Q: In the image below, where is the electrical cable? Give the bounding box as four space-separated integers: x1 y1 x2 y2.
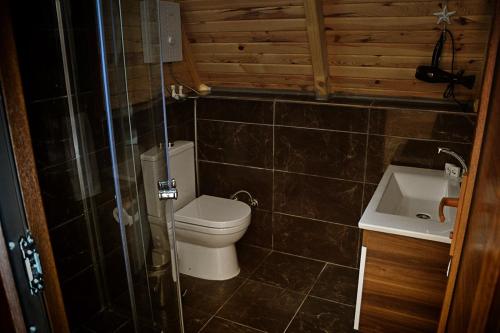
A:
439 28 467 111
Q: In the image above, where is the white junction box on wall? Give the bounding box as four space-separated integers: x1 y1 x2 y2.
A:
160 1 183 62
140 1 183 63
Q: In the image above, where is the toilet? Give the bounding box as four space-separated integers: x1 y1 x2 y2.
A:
140 141 251 280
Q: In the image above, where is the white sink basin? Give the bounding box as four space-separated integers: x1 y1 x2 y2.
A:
359 165 460 243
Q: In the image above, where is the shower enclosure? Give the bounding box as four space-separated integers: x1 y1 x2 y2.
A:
36 0 184 331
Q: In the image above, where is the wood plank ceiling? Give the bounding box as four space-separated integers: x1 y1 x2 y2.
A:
179 0 494 101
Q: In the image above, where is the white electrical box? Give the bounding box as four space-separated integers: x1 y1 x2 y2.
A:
140 1 183 63
160 1 183 62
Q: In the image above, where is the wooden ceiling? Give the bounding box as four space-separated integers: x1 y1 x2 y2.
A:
176 0 494 101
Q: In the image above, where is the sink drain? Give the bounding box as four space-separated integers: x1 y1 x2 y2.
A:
416 213 431 220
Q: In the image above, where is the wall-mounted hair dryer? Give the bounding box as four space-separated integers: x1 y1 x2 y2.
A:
415 66 475 89
415 29 475 92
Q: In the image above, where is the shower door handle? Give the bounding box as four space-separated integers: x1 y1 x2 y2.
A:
158 179 178 200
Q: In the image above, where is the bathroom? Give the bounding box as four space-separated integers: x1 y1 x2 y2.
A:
0 0 499 333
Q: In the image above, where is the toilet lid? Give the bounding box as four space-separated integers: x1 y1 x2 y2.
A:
174 195 251 229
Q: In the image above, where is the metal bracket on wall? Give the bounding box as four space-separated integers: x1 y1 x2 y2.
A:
19 231 44 295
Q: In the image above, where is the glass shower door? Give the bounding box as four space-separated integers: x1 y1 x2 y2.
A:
95 0 183 331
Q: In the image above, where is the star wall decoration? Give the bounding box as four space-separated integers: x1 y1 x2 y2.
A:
433 5 456 25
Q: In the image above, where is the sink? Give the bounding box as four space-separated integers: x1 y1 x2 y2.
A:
359 165 460 243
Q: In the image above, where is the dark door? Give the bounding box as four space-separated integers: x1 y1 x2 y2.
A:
0 87 51 332
446 54 500 332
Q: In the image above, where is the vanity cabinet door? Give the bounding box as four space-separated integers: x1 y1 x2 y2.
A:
358 231 450 333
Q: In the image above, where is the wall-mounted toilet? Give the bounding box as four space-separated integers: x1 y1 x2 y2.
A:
140 141 251 280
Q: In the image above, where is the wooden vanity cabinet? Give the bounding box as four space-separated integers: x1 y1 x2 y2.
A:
358 231 450 333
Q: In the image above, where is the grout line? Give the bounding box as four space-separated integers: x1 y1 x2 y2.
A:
198 159 272 172
113 319 132 333
358 103 372 267
282 293 308 333
197 251 273 333
197 117 273 127
307 294 356 308
212 317 267 333
368 133 473 145
199 159 365 185
275 123 368 135
273 211 360 230
284 263 355 333
270 249 359 271
281 264 327 333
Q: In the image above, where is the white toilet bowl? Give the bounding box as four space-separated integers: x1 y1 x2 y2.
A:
140 141 252 281
174 195 251 280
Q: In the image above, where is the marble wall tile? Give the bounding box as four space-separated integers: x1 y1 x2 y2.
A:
286 296 354 333
50 216 92 282
62 268 102 329
28 98 75 168
103 249 128 301
15 29 66 102
362 184 378 212
370 108 476 143
366 135 472 183
240 209 273 248
197 98 273 124
39 160 85 229
275 102 369 132
273 213 359 266
198 162 273 211
310 264 359 306
275 126 366 181
274 171 362 226
96 200 123 255
198 120 273 168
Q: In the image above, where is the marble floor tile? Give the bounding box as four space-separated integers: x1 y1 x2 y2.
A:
217 280 304 333
286 296 355 333
310 264 359 306
200 317 264 333
237 243 271 278
250 252 324 294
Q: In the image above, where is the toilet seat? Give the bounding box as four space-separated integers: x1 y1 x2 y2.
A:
174 195 251 231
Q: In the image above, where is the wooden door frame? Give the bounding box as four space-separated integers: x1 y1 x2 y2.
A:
437 2 500 331
0 1 70 332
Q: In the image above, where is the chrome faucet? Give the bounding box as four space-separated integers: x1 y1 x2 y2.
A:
437 147 468 176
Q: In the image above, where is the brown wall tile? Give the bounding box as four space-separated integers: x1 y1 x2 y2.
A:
275 102 368 132
273 213 359 266
370 108 476 143
197 120 273 168
366 135 472 183
240 209 273 248
198 161 273 211
197 98 273 124
274 171 362 226
50 216 92 282
275 127 366 181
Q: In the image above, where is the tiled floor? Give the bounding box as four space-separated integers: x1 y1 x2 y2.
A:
182 244 358 333
77 244 358 333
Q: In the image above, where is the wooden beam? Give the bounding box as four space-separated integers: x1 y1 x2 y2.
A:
304 0 329 99
182 26 210 93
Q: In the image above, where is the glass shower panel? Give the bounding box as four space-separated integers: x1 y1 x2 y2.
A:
95 0 183 331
